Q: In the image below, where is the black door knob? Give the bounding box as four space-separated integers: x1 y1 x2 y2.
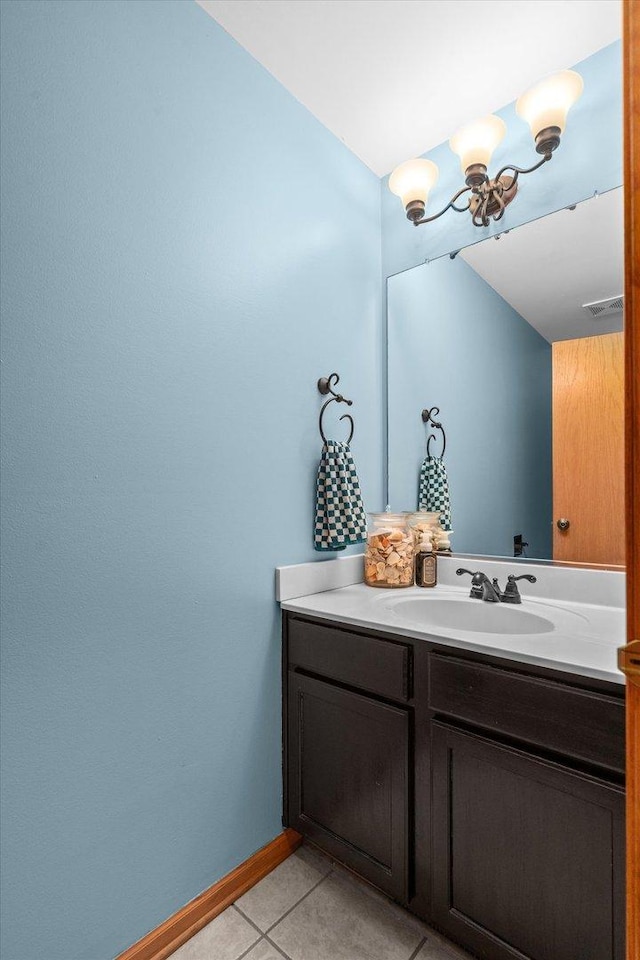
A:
557 518 571 531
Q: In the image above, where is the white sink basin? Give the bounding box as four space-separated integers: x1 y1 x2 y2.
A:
384 595 556 635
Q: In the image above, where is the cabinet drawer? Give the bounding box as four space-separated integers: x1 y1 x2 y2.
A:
287 617 412 702
429 653 624 773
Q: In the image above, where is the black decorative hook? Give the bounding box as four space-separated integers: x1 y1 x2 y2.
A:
318 373 354 445
422 406 446 458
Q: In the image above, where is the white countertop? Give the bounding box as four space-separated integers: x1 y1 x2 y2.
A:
281 582 626 686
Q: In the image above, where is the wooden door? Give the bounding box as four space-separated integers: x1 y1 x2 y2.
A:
552 332 625 564
622 4 640 958
287 672 410 901
431 721 625 960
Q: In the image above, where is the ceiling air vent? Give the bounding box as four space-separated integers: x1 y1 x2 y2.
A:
583 295 624 319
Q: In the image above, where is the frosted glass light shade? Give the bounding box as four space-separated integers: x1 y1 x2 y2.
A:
449 115 506 174
516 70 583 138
389 158 439 209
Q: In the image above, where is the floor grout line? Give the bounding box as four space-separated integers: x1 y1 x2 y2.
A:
232 933 293 960
226 857 468 960
264 872 329 934
232 898 306 960
263 931 296 960
234 933 265 960
407 936 427 960
231 868 330 937
233 903 264 936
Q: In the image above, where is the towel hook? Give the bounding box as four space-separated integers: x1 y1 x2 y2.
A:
318 373 354 445
422 406 446 458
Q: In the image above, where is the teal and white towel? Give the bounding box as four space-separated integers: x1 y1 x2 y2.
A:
314 440 367 551
418 456 452 530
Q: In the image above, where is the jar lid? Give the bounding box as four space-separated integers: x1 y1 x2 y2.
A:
368 512 407 524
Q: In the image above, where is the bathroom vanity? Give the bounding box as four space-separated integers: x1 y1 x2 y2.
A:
281 570 626 960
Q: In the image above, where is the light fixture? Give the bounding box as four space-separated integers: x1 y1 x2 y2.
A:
388 159 439 223
389 69 583 229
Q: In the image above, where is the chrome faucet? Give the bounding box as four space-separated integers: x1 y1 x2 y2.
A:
456 569 501 602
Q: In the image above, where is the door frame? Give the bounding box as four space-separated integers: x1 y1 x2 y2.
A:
623 3 639 957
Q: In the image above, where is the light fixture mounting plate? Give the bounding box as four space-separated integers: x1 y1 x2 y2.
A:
469 175 517 225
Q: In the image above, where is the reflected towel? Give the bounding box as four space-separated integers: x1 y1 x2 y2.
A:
314 440 367 551
418 456 452 530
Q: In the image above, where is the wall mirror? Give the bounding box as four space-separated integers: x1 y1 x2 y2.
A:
386 185 624 566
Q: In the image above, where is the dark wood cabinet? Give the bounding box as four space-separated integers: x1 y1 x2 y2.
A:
286 672 410 900
428 651 625 774
431 721 625 960
283 612 625 960
287 617 413 702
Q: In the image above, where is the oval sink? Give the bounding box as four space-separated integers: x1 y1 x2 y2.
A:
385 596 555 635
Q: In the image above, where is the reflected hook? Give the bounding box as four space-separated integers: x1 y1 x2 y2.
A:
422 406 446 458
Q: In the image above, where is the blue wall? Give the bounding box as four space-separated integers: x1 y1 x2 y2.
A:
0 3 382 959
388 257 552 559
0 5 624 959
381 41 623 279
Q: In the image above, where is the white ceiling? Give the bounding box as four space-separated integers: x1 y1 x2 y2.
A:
196 0 621 176
459 187 624 343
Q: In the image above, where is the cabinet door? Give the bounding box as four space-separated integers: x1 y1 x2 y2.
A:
431 721 625 960
287 672 410 901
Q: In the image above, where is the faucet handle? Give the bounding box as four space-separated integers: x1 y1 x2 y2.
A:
456 568 484 599
502 573 537 603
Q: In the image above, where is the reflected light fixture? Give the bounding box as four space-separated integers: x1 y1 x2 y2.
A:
389 70 583 228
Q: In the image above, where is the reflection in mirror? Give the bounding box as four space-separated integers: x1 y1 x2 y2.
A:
387 186 624 566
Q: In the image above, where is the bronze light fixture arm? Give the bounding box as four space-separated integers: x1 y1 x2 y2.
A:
474 152 553 227
413 151 554 229
494 151 552 187
412 185 473 226
481 188 505 227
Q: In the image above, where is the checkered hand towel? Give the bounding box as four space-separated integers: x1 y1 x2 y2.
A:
418 456 452 530
314 440 367 551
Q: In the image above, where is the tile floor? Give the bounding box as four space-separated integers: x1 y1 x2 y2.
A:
169 844 474 960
